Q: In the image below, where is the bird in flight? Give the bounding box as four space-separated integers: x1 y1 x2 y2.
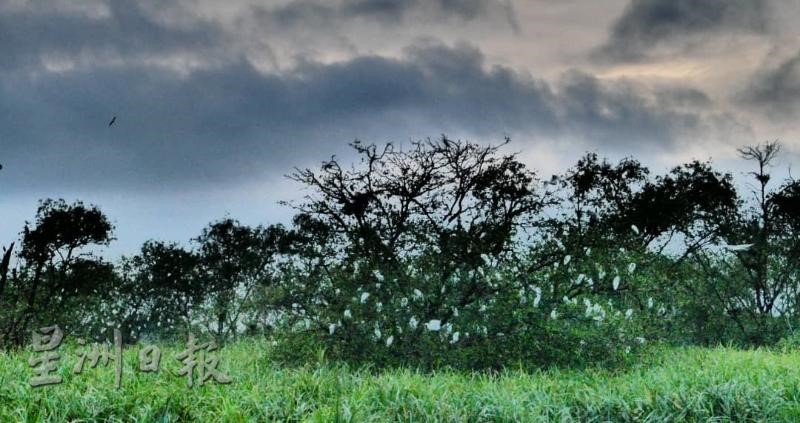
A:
108 115 117 127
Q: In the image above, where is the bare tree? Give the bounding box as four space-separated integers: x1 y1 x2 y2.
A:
286 137 549 268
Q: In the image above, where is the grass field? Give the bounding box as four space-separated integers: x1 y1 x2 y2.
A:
2 340 800 422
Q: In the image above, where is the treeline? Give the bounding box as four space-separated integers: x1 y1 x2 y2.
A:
1 138 799 369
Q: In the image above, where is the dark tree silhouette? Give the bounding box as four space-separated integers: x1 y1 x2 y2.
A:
195 218 286 342
281 137 552 349
1 199 113 347
111 241 203 341
0 165 10 303
286 137 548 269
0 243 13 303
536 153 738 305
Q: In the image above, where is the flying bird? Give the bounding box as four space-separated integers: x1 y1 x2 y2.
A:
108 115 117 127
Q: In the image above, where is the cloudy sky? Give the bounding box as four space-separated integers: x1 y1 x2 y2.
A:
1 0 799 256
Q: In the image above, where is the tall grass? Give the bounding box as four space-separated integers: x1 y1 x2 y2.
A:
2 340 800 421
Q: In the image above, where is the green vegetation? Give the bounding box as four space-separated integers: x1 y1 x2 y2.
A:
3 342 800 422
3 138 800 420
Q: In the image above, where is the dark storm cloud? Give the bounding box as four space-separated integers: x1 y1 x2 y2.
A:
257 0 518 30
343 0 489 20
595 0 770 61
738 50 800 120
0 1 229 73
0 42 550 191
0 38 739 195
554 70 725 147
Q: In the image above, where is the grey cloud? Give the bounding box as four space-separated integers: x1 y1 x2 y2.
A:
0 0 521 77
343 0 489 20
0 0 229 73
256 0 517 29
595 0 770 62
738 50 800 120
0 40 742 196
554 70 742 148
0 42 550 192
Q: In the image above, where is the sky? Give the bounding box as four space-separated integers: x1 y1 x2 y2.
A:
1 0 799 257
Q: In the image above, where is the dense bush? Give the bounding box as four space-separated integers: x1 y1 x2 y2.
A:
269 248 655 370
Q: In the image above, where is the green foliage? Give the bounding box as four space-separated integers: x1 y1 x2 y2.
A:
775 330 800 352
269 247 652 371
194 218 286 342
2 342 800 421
